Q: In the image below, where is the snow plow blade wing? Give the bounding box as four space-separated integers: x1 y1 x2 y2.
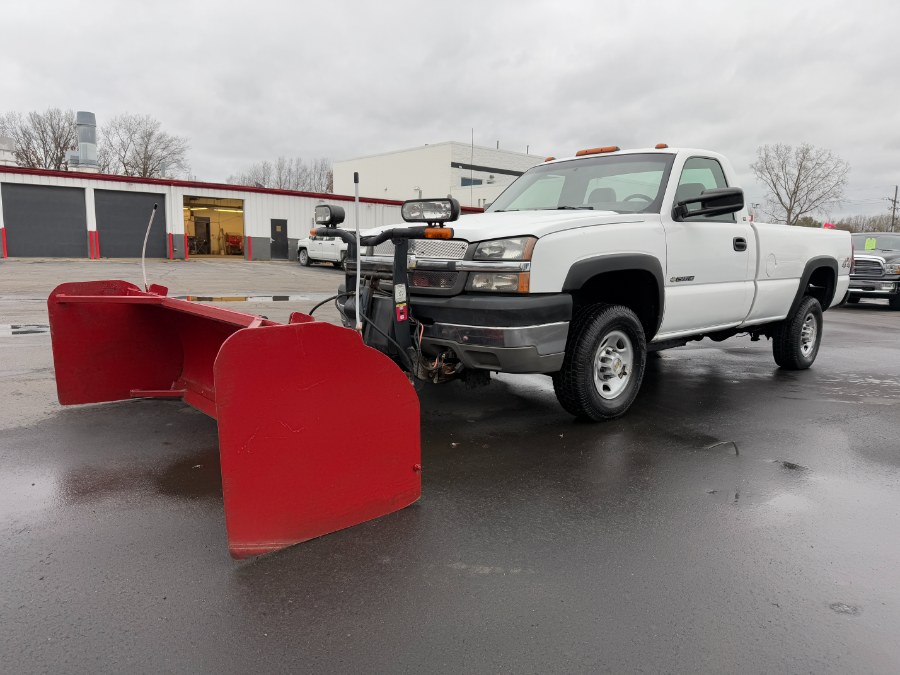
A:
48 280 421 559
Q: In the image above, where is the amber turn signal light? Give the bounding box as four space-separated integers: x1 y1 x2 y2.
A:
424 228 454 239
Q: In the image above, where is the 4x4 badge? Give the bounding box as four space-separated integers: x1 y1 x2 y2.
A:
670 275 695 283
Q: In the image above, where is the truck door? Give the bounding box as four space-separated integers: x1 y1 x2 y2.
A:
657 156 754 336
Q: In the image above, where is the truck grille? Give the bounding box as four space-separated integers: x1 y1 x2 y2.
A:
410 270 459 289
853 259 884 276
371 239 468 259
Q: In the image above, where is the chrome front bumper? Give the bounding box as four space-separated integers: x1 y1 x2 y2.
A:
422 321 568 373
849 279 898 296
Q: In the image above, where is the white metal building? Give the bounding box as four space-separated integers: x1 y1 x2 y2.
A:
333 142 544 208
0 166 432 261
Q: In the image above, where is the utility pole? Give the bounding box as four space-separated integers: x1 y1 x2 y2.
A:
891 185 898 232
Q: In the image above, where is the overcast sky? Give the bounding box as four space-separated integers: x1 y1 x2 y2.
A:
3 0 898 217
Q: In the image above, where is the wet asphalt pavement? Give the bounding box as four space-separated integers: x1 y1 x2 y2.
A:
1 260 899 673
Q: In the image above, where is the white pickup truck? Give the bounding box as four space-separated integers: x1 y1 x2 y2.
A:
339 146 852 421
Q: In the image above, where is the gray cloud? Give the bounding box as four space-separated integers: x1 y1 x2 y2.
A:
2 0 898 217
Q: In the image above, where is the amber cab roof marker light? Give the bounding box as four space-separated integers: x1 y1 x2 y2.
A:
575 145 620 157
544 156 556 162
655 143 669 149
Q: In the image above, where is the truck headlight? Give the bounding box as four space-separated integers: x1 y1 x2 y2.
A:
473 236 537 260
885 262 900 275
466 272 530 293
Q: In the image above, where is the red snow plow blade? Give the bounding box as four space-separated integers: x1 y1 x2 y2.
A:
48 280 420 559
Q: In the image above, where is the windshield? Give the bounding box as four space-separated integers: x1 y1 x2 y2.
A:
487 153 676 214
852 233 900 252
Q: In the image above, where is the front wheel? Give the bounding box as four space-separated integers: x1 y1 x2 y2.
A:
846 295 860 304
553 304 647 421
889 294 900 311
298 248 310 266
772 295 823 370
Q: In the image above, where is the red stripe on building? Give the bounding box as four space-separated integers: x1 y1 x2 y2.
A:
247 236 253 261
167 233 174 260
183 234 189 261
1 228 7 258
0 165 484 213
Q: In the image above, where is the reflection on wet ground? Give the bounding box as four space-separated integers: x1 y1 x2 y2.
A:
1 307 899 672
62 447 222 504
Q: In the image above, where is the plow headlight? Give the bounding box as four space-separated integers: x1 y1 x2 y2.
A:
315 204 346 226
473 236 537 261
401 197 460 224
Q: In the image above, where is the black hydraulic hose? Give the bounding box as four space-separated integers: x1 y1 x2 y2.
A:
307 292 351 316
357 307 415 373
308 291 415 373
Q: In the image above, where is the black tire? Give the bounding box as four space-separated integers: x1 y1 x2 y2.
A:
298 248 310 266
890 294 900 311
846 295 860 304
552 303 647 421
334 255 346 271
772 296 823 370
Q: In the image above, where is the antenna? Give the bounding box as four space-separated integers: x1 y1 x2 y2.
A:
140 203 159 291
353 172 362 332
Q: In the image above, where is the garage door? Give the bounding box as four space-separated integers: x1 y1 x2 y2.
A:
95 190 167 258
1 184 88 257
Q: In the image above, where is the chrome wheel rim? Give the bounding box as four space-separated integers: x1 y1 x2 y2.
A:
299 250 308 264
800 312 818 357
593 330 634 400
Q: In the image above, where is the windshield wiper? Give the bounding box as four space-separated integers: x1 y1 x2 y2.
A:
532 206 594 211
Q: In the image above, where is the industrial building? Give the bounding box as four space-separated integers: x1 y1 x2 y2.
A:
0 166 416 261
1 112 491 259
333 142 544 208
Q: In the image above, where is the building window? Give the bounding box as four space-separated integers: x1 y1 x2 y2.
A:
461 177 483 187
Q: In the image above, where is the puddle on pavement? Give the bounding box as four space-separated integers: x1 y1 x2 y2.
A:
829 602 861 616
775 460 808 471
0 324 50 336
62 447 222 504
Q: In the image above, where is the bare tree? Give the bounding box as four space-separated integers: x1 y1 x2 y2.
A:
228 156 332 192
99 113 190 178
0 108 76 169
834 213 895 233
751 143 850 225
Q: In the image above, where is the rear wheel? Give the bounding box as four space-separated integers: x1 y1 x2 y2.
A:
553 304 647 421
334 254 346 271
772 295 823 370
298 248 310 266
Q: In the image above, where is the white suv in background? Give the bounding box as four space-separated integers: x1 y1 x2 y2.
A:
297 231 349 269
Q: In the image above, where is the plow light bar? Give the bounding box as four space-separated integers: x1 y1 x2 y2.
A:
315 204 346 226
401 197 460 225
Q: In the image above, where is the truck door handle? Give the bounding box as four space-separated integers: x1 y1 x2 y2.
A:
733 237 747 252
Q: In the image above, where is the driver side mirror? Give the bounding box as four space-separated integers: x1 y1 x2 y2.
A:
673 187 744 221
